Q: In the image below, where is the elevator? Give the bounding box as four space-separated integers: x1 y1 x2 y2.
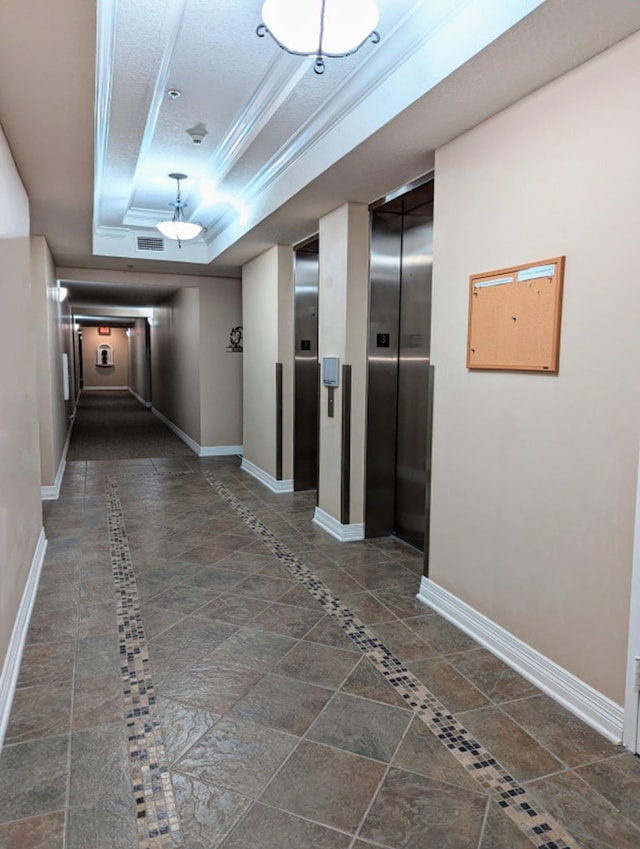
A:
365 178 434 553
293 237 319 492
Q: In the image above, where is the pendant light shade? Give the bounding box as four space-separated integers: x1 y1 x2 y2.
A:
156 173 203 246
258 0 380 74
156 219 203 241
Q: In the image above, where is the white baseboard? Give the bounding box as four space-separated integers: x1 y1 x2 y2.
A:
0 528 47 750
41 457 65 501
200 445 243 457
241 458 293 493
313 507 365 542
41 400 77 500
128 386 152 408
152 407 241 458
152 407 199 454
83 385 129 390
417 577 624 743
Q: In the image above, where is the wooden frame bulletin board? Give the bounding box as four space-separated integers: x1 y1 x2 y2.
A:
466 256 565 372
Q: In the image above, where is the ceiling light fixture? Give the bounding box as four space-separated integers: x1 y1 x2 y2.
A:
155 173 204 247
257 0 380 75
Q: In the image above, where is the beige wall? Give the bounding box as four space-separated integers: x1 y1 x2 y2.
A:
0 124 42 687
31 236 75 487
199 280 243 447
242 245 294 479
150 280 243 450
151 288 201 443
318 203 369 523
82 325 129 388
72 319 81 398
128 318 150 404
429 32 640 704
58 298 75 423
0 242 42 676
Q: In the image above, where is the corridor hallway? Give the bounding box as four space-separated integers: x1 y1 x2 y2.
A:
1 402 640 848
66 391 192 461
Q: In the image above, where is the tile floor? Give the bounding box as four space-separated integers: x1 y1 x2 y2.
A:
1 456 640 849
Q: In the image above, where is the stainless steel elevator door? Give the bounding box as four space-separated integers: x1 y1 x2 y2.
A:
365 180 433 552
395 204 433 549
294 242 319 492
365 211 402 534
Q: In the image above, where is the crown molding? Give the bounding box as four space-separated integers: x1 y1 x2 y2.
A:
205 0 545 262
93 0 118 229
95 0 546 265
123 0 189 215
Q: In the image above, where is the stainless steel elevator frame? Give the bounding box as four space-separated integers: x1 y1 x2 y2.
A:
293 238 320 492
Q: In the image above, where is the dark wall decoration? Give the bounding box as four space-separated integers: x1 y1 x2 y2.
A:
227 326 243 352
96 342 114 366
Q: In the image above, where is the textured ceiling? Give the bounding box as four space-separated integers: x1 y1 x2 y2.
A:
0 0 639 312
93 0 447 267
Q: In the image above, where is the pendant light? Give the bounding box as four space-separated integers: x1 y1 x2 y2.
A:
257 0 380 75
156 173 203 247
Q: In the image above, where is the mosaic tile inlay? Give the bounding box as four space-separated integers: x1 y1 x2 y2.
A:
106 477 182 849
205 474 581 849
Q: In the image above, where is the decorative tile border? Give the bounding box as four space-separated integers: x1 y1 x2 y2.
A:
205 474 580 849
106 477 182 849
93 467 195 479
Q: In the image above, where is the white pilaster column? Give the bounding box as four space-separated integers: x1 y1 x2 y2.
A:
316 202 369 539
242 244 294 491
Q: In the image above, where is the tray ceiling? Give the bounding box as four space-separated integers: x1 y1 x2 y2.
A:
1 0 640 291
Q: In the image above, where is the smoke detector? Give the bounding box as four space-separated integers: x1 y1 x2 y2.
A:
186 123 208 145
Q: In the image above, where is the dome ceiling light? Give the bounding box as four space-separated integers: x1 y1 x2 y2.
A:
155 173 204 247
257 0 380 75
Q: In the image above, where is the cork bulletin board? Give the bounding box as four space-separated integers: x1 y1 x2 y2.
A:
466 256 565 372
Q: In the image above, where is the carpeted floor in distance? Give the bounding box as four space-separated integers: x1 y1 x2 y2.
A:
67 391 192 460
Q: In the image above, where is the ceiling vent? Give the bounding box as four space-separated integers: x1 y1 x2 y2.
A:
136 236 164 252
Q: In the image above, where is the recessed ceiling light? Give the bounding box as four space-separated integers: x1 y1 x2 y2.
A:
167 89 181 100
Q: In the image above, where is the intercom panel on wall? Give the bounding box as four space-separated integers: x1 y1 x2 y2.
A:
322 357 340 387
